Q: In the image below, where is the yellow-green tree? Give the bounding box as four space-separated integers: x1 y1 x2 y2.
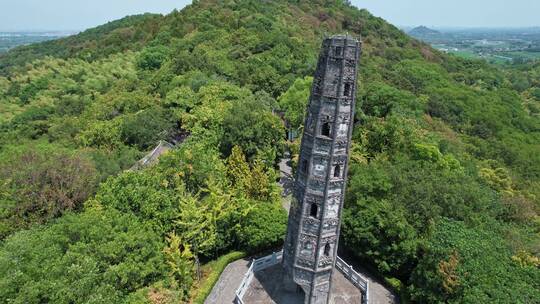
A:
163 233 195 300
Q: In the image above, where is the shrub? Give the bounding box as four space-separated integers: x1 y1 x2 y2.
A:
238 203 287 253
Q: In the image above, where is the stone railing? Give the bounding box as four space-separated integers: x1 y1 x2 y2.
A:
335 256 369 304
234 251 283 304
235 250 369 304
234 261 253 304
253 250 283 271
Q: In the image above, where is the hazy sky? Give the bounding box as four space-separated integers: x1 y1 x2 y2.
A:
0 0 538 31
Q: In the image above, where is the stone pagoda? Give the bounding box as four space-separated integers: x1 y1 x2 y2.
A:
282 35 362 304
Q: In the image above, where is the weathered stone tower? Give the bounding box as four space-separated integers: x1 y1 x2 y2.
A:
282 35 361 304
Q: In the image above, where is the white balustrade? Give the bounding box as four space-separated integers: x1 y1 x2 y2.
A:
335 256 369 304
234 251 283 304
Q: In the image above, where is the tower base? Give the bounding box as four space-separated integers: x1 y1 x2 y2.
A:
242 264 362 304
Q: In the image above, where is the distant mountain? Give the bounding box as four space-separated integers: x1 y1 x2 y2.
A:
408 25 441 38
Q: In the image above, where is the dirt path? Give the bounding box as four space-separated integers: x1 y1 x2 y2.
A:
278 153 294 213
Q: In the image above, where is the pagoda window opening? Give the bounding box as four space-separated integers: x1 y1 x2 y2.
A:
321 122 331 137
301 159 309 174
334 165 341 178
310 203 318 218
344 83 352 97
335 46 343 56
324 243 331 256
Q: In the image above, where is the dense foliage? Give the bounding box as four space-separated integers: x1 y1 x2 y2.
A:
0 209 166 303
0 143 98 238
0 0 538 303
409 219 539 303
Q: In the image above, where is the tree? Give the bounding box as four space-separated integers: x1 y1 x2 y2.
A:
221 98 284 161
0 143 98 238
179 81 250 137
0 209 166 304
121 106 175 150
164 86 197 111
390 59 446 93
342 154 501 278
0 76 9 98
79 119 123 149
361 82 421 117
247 160 276 202
226 146 278 202
137 46 170 70
410 219 540 304
91 169 181 235
9 105 54 139
227 146 251 192
156 138 228 193
238 203 287 253
531 88 540 100
278 76 312 130
343 187 419 275
0 1 539 302
163 233 195 300
176 194 219 261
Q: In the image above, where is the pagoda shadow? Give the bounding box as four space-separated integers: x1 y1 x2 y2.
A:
244 263 362 304
245 265 304 304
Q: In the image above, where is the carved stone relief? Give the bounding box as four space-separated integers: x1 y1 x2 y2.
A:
327 187 342 196
325 204 339 218
337 123 348 137
297 258 315 268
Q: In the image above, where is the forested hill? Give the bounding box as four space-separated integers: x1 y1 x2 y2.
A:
408 26 442 39
0 13 162 73
0 1 539 303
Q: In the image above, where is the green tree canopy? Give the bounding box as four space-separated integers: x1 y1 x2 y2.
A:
410 219 540 303
0 143 98 238
0 209 166 304
278 76 312 130
220 98 285 161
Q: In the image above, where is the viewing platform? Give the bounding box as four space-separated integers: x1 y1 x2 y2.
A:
234 251 366 304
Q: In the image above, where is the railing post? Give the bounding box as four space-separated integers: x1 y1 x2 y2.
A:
364 281 369 304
